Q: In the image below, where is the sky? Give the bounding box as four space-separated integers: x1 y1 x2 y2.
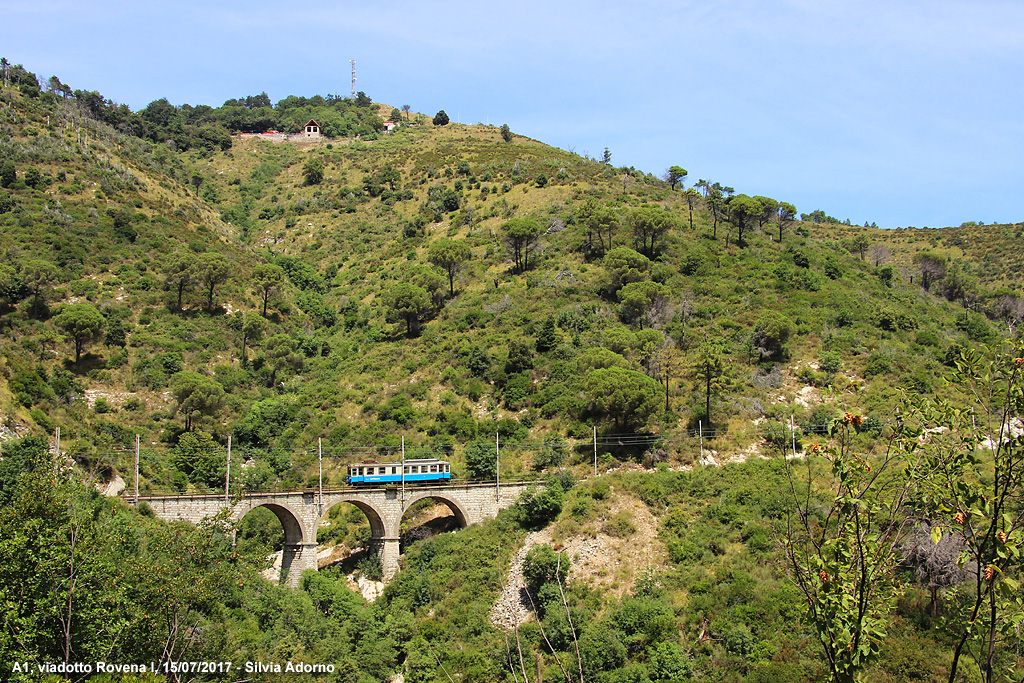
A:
2 0 1022 229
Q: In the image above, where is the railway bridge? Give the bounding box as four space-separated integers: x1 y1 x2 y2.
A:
138 481 536 587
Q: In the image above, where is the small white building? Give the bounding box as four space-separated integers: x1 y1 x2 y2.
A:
302 119 322 138
383 120 397 133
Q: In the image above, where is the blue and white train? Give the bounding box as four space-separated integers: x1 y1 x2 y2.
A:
346 458 452 486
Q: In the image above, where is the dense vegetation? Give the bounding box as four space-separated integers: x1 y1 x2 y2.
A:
0 59 1021 682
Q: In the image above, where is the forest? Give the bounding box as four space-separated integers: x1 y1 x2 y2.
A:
0 59 1022 682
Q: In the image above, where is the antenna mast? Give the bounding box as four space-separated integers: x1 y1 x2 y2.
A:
350 60 356 97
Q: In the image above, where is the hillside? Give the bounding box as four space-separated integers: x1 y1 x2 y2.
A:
1 67 1022 489
1 63 1023 683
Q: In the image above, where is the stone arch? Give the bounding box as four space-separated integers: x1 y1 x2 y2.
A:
317 494 388 540
235 501 305 545
401 491 470 530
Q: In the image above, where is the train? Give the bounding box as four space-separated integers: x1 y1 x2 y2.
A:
346 458 452 486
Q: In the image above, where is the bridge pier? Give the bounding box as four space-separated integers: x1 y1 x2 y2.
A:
372 536 402 581
281 542 319 588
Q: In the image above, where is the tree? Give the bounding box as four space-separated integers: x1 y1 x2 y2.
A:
500 123 513 143
581 202 619 254
501 217 543 272
172 430 224 487
603 247 651 291
850 234 870 261
104 315 129 347
169 371 226 431
868 243 891 267
913 251 947 292
682 188 699 231
777 413 921 683
52 303 105 364
584 366 661 432
602 147 612 165
649 340 684 412
189 170 203 196
164 252 197 310
23 167 41 189
432 110 450 126
0 161 15 188
911 347 1024 683
234 311 267 366
664 166 687 190
464 439 497 479
751 311 794 361
22 259 59 319
251 263 287 316
689 340 726 426
776 201 797 242
263 333 304 387
0 466 150 670
0 264 23 307
535 316 559 353
401 104 411 120
629 206 675 258
388 107 403 124
303 156 324 185
728 194 761 246
196 252 230 311
752 195 778 229
383 282 431 335
618 281 669 329
697 181 726 238
428 238 471 296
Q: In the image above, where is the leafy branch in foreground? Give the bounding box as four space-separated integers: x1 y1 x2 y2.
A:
777 411 924 683
911 345 1024 683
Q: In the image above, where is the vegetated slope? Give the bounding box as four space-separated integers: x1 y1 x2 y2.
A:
0 66 1021 497
1 64 1022 683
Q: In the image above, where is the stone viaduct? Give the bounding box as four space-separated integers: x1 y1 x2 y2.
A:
138 481 536 587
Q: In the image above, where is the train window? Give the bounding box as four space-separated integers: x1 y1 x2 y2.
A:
431 465 438 472
412 466 419 473
391 467 397 474
377 467 385 475
444 464 450 472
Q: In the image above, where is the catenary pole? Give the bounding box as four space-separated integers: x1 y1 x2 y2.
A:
699 421 704 465
135 434 140 505
225 435 231 504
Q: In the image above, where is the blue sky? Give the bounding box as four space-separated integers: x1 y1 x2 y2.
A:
3 0 1022 228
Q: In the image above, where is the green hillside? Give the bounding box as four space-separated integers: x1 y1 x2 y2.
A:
0 62 1022 683
3 74 1020 480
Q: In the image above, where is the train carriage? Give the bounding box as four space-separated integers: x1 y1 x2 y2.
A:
347 458 452 486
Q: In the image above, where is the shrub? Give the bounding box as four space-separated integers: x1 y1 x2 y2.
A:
864 354 893 378
533 437 568 471
522 544 571 593
515 481 565 529
819 350 842 374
